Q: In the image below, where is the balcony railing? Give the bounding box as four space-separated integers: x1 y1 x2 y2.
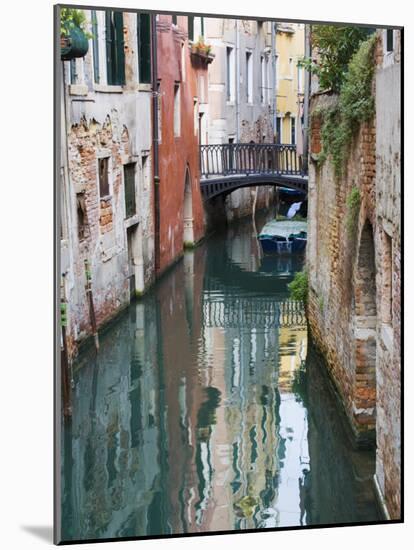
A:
200 143 306 178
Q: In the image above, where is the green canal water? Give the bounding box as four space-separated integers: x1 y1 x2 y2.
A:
61 213 380 542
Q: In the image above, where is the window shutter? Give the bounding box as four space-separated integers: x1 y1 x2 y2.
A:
113 11 125 85
105 10 114 84
188 16 194 41
138 13 151 84
124 164 137 218
386 29 394 52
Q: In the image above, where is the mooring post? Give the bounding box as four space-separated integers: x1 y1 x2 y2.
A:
84 259 99 351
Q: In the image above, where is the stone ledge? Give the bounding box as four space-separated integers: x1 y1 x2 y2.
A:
94 84 123 94
69 84 89 96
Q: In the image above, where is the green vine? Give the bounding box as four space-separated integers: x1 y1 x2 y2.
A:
315 34 377 177
346 186 361 234
61 8 93 39
318 295 324 312
299 25 373 93
288 270 308 304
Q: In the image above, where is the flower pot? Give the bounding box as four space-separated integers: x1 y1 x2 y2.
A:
61 26 89 61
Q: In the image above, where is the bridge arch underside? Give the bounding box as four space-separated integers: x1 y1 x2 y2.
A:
200 175 308 201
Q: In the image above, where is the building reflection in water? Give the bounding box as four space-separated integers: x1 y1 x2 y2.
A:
61 215 379 542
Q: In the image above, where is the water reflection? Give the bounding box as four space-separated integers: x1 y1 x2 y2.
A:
61 214 380 542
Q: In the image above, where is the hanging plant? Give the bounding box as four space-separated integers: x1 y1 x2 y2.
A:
60 8 91 61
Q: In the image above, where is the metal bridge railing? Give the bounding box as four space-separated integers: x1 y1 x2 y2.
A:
200 143 306 178
202 298 307 328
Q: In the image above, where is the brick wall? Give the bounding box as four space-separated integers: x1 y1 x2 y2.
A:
307 31 401 519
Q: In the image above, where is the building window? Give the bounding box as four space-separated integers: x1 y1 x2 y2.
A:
172 15 177 26
226 46 235 102
193 16 205 39
266 56 270 103
124 163 136 218
275 54 280 84
188 16 194 41
246 51 253 103
260 55 265 103
386 29 394 52
181 42 186 81
98 157 110 197
291 117 296 144
137 13 151 84
69 59 77 84
276 117 282 143
76 192 88 241
194 98 198 136
91 11 100 83
297 64 303 92
142 154 149 191
174 83 181 137
157 80 162 143
105 10 125 85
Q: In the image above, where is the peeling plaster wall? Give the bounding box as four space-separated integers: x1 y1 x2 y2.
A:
60 11 155 351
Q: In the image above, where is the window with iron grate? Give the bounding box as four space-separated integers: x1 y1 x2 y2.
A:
124 163 137 218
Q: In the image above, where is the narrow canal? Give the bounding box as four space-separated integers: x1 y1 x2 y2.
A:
61 212 380 541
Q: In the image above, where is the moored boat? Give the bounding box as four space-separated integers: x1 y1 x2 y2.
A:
258 220 307 254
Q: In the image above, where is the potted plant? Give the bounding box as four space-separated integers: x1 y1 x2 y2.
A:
190 37 214 63
60 8 91 61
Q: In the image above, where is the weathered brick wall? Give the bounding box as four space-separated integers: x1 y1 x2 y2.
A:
67 115 132 340
307 31 401 519
61 12 155 353
307 102 377 442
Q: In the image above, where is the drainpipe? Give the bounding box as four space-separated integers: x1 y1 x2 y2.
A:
303 24 311 172
271 22 277 142
151 14 161 273
235 20 240 142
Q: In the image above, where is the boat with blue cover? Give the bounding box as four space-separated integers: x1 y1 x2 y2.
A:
258 220 307 254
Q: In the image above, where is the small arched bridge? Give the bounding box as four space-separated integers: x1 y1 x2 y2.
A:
200 143 308 201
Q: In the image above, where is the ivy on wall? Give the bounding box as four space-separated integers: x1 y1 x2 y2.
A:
311 34 377 177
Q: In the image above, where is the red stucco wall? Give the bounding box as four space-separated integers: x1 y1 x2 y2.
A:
157 15 206 274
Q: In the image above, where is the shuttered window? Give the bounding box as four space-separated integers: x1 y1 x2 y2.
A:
124 163 136 218
137 13 151 84
291 117 296 145
386 29 394 52
105 10 125 85
188 16 194 41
